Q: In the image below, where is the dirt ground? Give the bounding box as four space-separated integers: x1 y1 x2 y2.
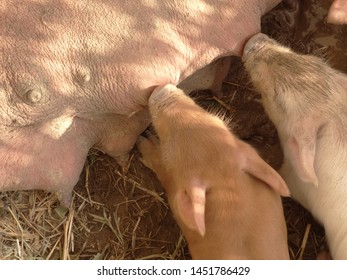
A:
0 0 346 260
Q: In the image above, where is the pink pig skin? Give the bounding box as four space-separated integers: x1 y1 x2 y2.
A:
0 0 281 204
327 0 347 24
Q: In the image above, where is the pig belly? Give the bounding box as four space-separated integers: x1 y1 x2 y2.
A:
0 0 283 206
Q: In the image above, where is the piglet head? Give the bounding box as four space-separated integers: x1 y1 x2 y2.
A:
242 33 347 187
139 84 289 259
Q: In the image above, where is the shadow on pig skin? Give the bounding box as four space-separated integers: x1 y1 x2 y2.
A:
0 0 282 204
1 0 345 260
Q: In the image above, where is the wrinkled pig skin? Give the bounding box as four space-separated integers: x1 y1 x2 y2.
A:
138 84 290 259
243 33 347 259
327 0 347 24
0 0 282 205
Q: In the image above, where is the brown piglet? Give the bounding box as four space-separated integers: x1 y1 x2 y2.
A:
137 84 290 259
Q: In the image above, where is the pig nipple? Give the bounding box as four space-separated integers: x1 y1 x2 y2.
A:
26 89 42 104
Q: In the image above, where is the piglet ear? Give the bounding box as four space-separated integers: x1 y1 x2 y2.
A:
173 180 207 237
286 119 324 187
243 149 290 197
286 135 318 187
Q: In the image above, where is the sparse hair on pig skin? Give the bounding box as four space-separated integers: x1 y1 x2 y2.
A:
243 33 347 259
137 84 290 259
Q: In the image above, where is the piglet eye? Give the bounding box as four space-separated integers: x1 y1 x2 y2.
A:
25 88 42 104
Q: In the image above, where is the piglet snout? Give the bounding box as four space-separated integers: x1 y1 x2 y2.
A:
242 33 270 60
149 84 178 107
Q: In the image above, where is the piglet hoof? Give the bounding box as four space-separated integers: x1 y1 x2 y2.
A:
137 134 161 172
57 190 72 208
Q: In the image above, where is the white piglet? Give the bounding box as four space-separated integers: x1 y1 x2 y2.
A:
243 33 347 259
138 84 289 259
